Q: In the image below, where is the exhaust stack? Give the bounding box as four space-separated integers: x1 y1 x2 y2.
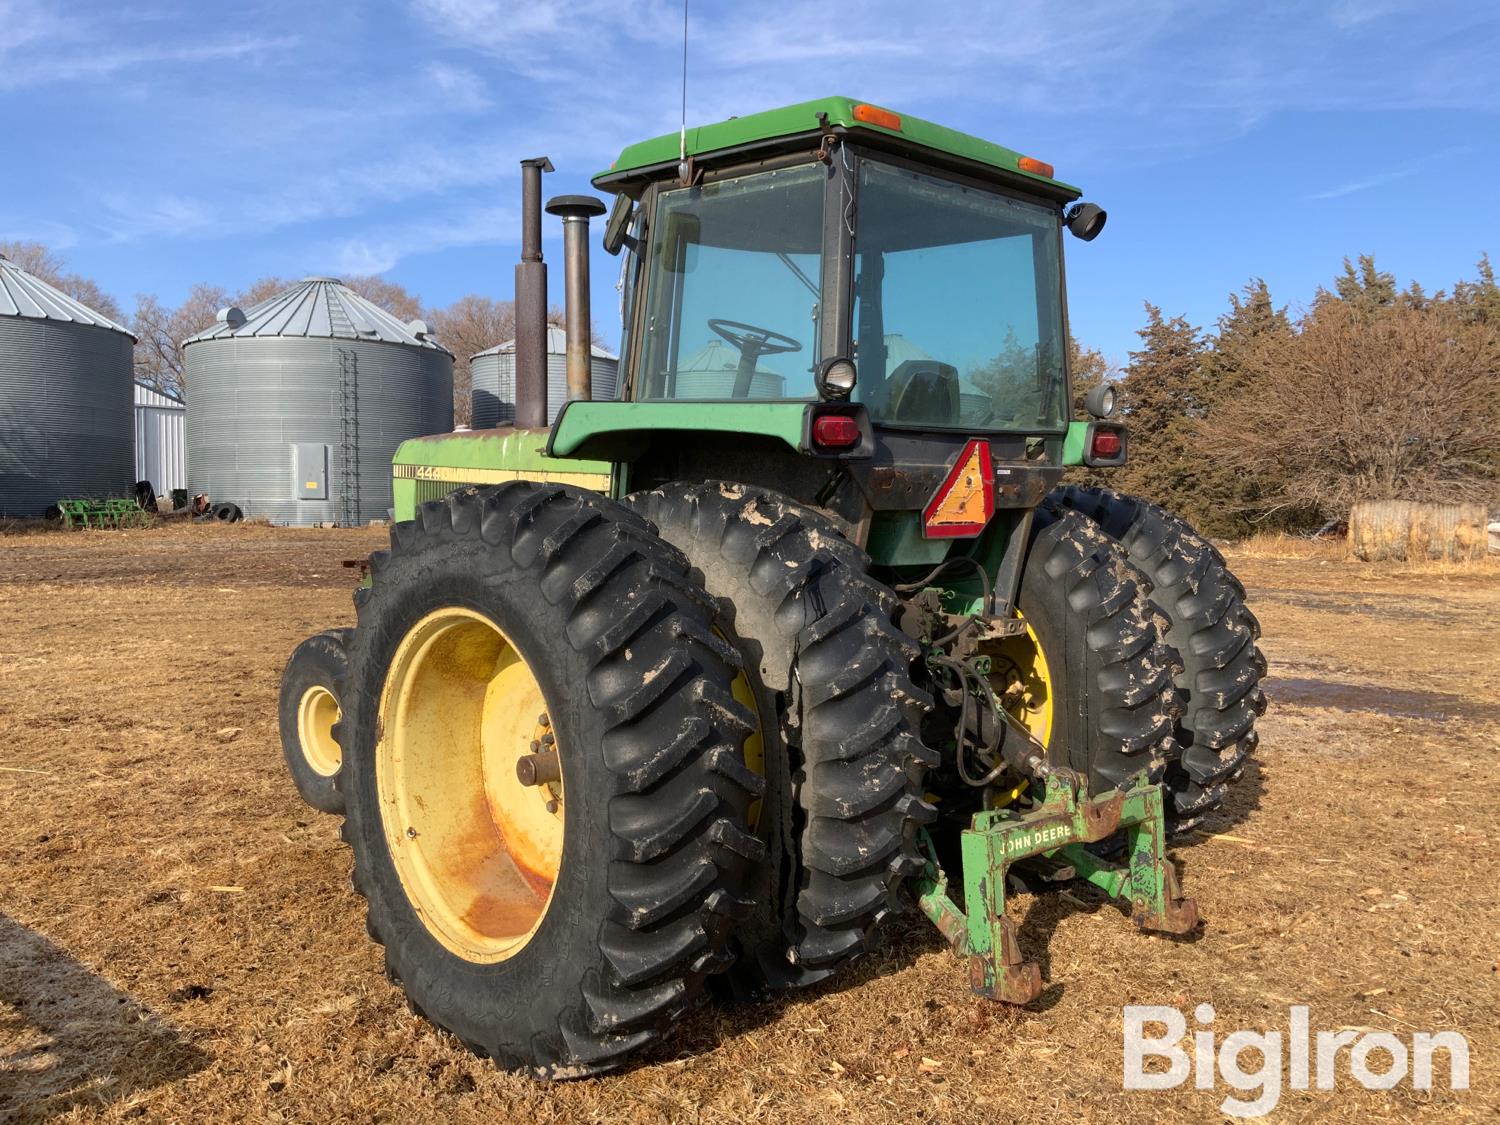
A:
545 194 607 405
513 157 553 429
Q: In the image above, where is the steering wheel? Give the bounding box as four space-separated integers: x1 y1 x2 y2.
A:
707 318 802 398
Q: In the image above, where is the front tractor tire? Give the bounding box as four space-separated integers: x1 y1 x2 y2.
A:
1052 487 1266 829
340 483 762 1078
627 482 936 993
277 628 352 814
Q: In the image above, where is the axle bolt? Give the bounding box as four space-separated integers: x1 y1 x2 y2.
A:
516 751 561 787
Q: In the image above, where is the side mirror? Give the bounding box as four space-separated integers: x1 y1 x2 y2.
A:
602 193 634 256
1066 202 1107 241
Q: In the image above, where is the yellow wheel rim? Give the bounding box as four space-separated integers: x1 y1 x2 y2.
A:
988 616 1055 807
725 661 765 832
296 685 343 777
375 607 562 963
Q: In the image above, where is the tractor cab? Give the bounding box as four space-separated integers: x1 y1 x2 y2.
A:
604 99 1077 433
543 97 1122 560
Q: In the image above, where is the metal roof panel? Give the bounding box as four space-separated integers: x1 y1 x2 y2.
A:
184 277 451 355
0 254 136 339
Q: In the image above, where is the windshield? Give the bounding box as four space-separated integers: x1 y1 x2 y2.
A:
852 161 1068 432
637 164 824 401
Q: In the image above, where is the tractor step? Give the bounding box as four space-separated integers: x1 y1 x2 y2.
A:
914 772 1198 1004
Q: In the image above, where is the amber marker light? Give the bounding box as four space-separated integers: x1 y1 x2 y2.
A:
852 103 903 131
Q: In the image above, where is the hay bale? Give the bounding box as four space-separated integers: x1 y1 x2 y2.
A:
1348 500 1489 562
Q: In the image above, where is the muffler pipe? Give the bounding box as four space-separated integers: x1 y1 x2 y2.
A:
514 156 553 429
545 194 607 406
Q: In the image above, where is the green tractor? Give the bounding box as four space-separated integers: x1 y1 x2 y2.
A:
278 97 1265 1078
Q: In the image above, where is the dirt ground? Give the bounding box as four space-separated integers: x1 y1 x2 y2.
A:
1 522 1495 1122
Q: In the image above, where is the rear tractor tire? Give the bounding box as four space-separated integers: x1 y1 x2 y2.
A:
1008 506 1182 796
277 628 352 814
1051 487 1266 830
627 482 937 994
340 483 762 1077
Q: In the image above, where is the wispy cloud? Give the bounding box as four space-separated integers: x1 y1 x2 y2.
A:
408 0 1500 139
1306 144 1477 200
1306 167 1422 201
0 8 297 91
0 217 79 250
321 204 518 276
426 62 491 111
7 0 1498 289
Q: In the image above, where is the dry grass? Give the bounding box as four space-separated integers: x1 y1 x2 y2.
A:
1 522 1496 1122
1228 530 1500 574
1226 531 1348 560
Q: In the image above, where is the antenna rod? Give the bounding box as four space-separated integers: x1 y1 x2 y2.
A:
678 0 689 169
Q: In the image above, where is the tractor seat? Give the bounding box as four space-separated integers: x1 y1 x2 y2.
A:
883 360 961 426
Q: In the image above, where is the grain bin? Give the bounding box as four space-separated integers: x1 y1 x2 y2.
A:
183 278 453 526
470 325 617 427
670 339 785 398
0 254 136 516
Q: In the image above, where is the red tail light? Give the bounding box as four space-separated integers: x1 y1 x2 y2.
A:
812 414 860 449
1091 429 1122 459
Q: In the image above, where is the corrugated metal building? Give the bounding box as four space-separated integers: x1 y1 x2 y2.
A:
0 254 136 516
471 325 618 427
183 278 453 526
134 381 186 496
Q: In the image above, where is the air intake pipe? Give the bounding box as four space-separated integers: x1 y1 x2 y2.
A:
514 156 553 429
545 194 607 406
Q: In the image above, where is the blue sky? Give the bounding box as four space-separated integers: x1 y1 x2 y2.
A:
3 0 1497 367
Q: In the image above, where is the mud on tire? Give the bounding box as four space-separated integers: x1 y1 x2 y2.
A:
340 482 762 1077
1052 486 1266 829
627 482 937 991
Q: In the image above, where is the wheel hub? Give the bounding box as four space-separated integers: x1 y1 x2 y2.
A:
375 607 563 963
296 684 342 777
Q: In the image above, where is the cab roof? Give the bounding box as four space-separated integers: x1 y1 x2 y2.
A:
594 95 1080 201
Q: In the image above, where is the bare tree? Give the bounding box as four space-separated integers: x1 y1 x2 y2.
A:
236 276 288 308
1198 297 1500 518
0 240 126 325
426 296 517 427
344 275 423 322
130 283 231 394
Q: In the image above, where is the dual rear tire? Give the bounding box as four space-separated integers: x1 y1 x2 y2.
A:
336 483 762 1077
1051 487 1266 829
276 479 1260 1076
627 482 936 993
